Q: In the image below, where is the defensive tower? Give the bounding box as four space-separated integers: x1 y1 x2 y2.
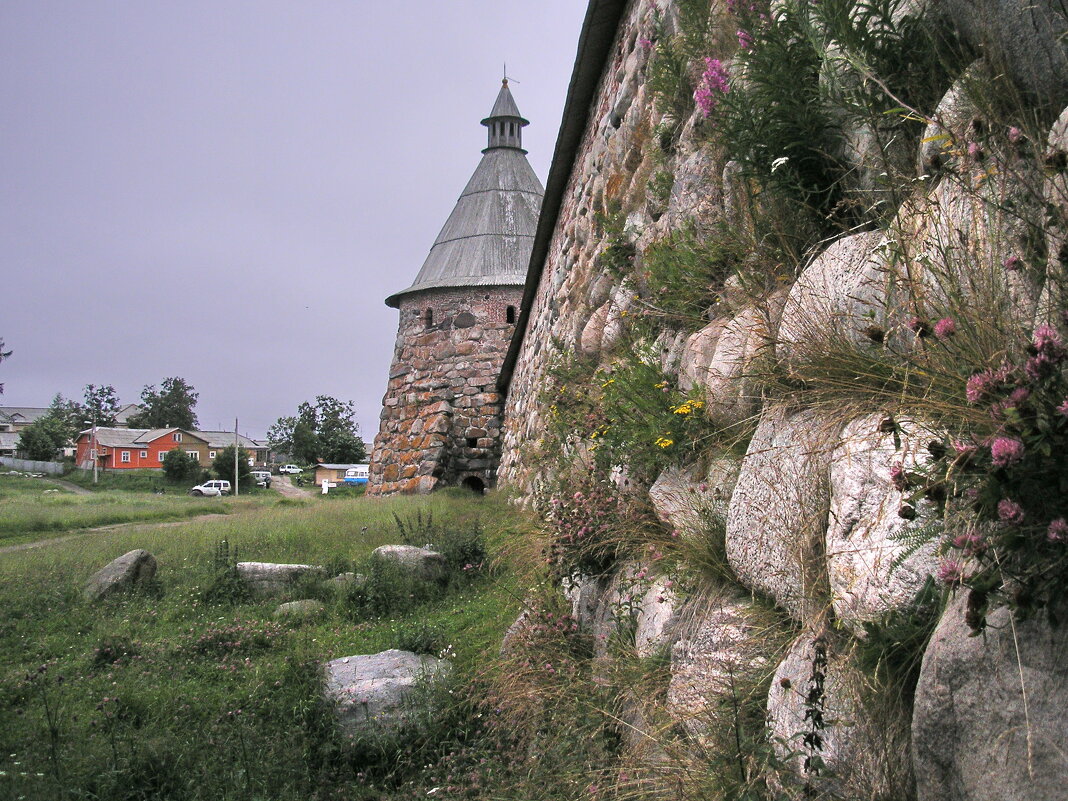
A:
367 79 544 495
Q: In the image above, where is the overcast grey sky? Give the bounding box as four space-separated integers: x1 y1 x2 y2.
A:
0 1 588 440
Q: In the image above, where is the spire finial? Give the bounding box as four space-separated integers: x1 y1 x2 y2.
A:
503 63 508 86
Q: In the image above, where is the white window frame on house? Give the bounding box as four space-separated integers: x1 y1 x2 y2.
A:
140 450 148 459
121 451 131 463
173 432 182 442
158 452 166 462
209 451 216 459
186 450 200 460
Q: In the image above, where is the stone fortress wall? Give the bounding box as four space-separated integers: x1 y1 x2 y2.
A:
497 1 1068 798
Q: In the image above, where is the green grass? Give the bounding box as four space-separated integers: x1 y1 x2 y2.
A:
0 474 245 546
0 492 525 801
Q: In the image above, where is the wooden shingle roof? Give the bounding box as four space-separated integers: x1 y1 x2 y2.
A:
385 82 544 308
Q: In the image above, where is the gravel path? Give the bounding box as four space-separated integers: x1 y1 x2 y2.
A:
273 474 313 499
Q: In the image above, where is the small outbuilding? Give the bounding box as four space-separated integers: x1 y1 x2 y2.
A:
313 463 369 487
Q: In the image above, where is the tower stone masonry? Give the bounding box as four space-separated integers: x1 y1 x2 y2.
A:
367 79 544 496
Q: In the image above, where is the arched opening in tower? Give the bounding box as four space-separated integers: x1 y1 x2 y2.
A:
461 476 486 495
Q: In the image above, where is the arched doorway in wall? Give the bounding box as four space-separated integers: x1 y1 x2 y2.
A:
460 476 486 495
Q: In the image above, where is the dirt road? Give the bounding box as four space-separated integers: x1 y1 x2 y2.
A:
273 474 312 499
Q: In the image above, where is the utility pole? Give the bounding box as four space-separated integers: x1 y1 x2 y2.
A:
233 417 239 497
85 415 98 485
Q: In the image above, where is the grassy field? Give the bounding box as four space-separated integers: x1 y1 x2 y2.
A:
0 489 534 801
0 474 254 546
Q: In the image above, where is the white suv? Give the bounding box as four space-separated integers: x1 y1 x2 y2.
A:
189 480 231 497
277 464 302 474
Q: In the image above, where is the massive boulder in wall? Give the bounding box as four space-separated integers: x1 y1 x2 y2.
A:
767 629 914 799
726 406 837 621
827 414 940 633
912 593 1068 801
777 230 899 370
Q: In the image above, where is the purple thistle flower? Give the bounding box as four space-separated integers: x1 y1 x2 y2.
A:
1057 397 1068 416
1008 386 1031 406
952 529 985 556
1024 352 1054 381
1003 255 1022 272
637 37 653 50
997 498 1026 524
965 372 991 404
1048 518 1068 542
1032 324 1065 359
737 29 753 50
889 462 909 491
907 316 931 337
1008 126 1023 143
933 317 956 340
967 141 983 159
990 437 1025 467
937 558 964 585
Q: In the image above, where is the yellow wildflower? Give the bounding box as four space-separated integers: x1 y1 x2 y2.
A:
601 378 616 388
655 437 674 448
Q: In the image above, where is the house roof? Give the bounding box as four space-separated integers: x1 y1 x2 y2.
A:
499 0 629 394
82 428 150 448
0 406 49 425
385 83 544 308
195 431 267 449
77 427 265 450
114 404 143 424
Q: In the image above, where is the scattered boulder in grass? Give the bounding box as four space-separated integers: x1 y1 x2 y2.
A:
328 572 365 587
371 545 448 583
235 562 326 597
273 599 325 619
323 649 452 738
84 549 157 602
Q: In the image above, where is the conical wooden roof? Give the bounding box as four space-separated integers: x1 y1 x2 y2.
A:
385 82 544 307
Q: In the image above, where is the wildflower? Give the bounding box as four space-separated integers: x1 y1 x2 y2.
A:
907 316 931 337
952 529 985 556
693 57 730 118
637 37 653 50
997 498 1026 524
965 366 1013 404
889 462 909 492
937 558 964 585
1032 323 1065 359
967 141 983 160
1047 518 1068 542
990 437 1025 467
933 317 956 339
737 28 753 50
1058 397 1068 416
601 378 615 388
1008 126 1022 143
655 437 674 448
1003 254 1022 271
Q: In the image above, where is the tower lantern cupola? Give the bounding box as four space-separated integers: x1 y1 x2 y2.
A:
482 78 528 152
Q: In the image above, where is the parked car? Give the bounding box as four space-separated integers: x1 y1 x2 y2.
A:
251 470 272 488
189 480 231 497
277 464 302 474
